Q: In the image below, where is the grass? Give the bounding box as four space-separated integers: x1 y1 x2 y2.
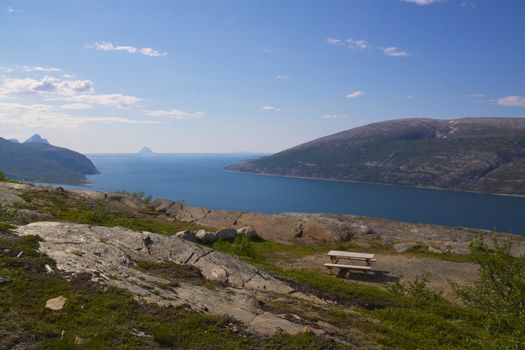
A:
17 189 204 234
211 236 523 349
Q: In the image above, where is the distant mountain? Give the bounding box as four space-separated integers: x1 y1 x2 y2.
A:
9 139 20 143
138 146 155 154
227 117 525 196
0 136 98 185
24 134 50 145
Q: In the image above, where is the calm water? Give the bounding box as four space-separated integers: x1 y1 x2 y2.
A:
64 154 525 233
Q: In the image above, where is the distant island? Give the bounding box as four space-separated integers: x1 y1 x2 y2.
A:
0 134 98 185
226 117 525 196
138 146 155 155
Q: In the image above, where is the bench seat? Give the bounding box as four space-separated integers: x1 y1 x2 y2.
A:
324 263 372 271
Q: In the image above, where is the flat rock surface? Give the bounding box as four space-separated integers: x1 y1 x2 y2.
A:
14 222 319 336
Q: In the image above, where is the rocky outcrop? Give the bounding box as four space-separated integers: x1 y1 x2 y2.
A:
14 222 321 336
149 198 525 255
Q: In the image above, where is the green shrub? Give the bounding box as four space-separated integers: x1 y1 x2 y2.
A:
0 171 7 182
213 235 258 259
117 190 153 204
454 235 525 343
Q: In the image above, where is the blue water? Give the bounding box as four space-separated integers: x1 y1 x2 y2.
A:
64 154 525 233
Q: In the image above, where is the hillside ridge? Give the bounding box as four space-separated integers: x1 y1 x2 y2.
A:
227 117 525 195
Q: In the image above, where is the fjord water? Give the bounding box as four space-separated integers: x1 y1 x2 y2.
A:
76 154 525 234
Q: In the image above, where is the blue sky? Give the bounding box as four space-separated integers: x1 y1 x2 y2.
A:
0 0 524 153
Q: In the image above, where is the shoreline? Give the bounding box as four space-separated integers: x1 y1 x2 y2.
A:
223 168 525 199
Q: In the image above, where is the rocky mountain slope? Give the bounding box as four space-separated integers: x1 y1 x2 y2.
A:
227 117 525 195
0 135 98 184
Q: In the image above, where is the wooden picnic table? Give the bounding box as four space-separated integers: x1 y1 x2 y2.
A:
324 250 376 274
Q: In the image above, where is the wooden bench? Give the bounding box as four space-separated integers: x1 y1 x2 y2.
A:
324 250 376 275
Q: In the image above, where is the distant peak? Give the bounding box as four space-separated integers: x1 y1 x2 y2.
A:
9 138 20 143
24 134 50 145
138 146 154 154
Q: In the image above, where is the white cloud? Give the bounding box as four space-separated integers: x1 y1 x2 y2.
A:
0 65 61 73
466 93 485 98
326 37 343 46
383 47 410 57
320 114 349 119
0 113 157 128
86 41 167 57
274 75 289 80
0 76 94 96
146 109 204 119
0 76 139 109
496 96 525 107
261 105 280 112
19 65 61 72
0 101 157 128
69 94 140 109
327 37 410 58
461 0 476 8
139 47 167 57
346 90 365 99
61 103 93 110
347 38 369 51
402 0 443 5
0 102 55 113
5 6 22 13
259 48 273 54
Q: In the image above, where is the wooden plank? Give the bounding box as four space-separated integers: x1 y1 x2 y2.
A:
323 263 372 270
326 250 375 259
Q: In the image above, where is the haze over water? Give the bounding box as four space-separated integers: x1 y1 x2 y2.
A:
65 154 525 234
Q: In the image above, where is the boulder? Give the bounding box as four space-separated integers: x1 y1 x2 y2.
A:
195 230 217 244
174 230 197 243
237 227 258 238
216 228 237 240
45 296 67 311
151 198 175 212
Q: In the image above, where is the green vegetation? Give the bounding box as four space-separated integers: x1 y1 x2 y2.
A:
117 190 153 204
454 236 525 348
213 235 259 259
0 170 7 182
212 235 525 349
17 189 203 234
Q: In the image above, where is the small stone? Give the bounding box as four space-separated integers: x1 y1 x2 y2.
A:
45 296 67 311
216 228 237 240
174 230 197 243
196 230 217 244
236 227 258 238
45 264 54 274
0 276 9 285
